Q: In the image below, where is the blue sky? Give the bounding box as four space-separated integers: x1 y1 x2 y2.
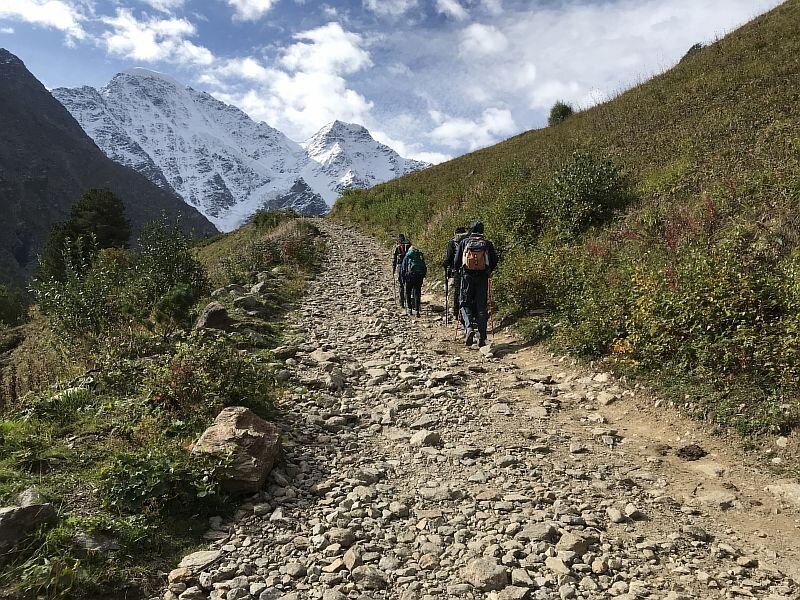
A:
0 0 783 162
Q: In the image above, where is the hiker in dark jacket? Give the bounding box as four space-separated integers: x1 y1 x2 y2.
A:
392 234 412 308
442 226 468 319
454 222 498 347
400 245 427 317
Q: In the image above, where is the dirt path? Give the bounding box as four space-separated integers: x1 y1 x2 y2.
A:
165 220 799 600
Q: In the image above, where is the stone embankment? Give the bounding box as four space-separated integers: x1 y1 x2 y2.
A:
164 220 800 600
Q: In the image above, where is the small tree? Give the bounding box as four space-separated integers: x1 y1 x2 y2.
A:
68 188 131 249
548 101 574 127
38 189 131 281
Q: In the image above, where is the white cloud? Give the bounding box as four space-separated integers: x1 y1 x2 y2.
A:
528 79 583 110
364 0 418 17
459 23 507 57
430 107 516 151
362 0 781 159
225 0 277 21
102 9 214 65
204 22 373 140
141 0 187 13
281 21 372 74
481 0 502 16
0 0 86 43
0 27 15 34
436 0 468 21
371 129 451 164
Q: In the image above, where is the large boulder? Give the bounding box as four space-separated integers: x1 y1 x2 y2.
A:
195 302 232 331
0 492 57 553
192 407 281 494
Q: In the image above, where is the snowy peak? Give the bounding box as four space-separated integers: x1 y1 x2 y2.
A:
301 120 430 205
120 67 182 86
53 72 429 231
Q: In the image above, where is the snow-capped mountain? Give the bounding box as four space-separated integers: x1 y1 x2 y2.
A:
52 69 429 231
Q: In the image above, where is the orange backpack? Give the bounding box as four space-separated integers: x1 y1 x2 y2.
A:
463 235 488 271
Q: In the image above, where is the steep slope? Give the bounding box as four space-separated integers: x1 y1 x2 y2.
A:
0 50 217 287
53 72 429 230
332 1 800 436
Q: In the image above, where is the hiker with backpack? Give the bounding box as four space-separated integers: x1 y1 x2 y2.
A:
442 226 468 320
454 222 498 347
400 244 427 317
392 234 412 308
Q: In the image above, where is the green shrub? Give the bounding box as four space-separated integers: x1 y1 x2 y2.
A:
152 284 198 334
99 450 229 515
35 217 207 344
0 284 28 327
35 243 128 341
145 332 274 426
548 101 574 126
251 209 298 230
127 217 208 317
548 151 632 239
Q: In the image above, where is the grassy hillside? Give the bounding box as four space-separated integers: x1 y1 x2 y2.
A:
0 212 322 599
332 1 800 436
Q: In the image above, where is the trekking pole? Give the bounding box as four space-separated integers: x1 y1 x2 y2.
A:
488 277 496 339
444 269 449 326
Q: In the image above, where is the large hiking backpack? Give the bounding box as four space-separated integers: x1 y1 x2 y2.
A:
463 235 488 271
406 248 427 278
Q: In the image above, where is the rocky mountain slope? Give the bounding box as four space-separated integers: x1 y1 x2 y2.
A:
0 50 216 287
53 70 429 231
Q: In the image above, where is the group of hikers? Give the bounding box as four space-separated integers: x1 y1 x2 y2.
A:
391 222 498 348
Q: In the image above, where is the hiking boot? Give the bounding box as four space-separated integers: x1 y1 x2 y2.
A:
465 328 475 346
477 338 486 348
416 310 421 317
406 308 412 316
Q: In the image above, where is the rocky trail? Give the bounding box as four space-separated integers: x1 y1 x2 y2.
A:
165 220 800 600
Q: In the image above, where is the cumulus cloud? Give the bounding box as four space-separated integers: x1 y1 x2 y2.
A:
204 22 373 140
436 0 468 21
459 23 507 57
429 107 516 151
0 27 15 34
0 0 86 43
102 8 214 65
364 0 418 17
225 0 277 21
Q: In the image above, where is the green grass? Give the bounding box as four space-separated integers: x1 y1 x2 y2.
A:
332 1 800 437
0 213 324 599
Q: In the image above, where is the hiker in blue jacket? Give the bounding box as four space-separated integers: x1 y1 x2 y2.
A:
400 244 427 317
454 222 498 346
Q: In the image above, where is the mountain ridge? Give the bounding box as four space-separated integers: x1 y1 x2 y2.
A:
53 71 430 231
0 48 217 286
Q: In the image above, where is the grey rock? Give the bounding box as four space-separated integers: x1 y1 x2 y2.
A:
195 302 232 331
0 503 57 553
192 407 281 494
463 558 508 591
351 565 388 589
410 430 441 447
